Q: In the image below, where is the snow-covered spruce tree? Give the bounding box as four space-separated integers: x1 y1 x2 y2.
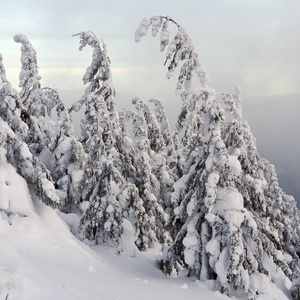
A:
13 34 41 108
135 15 211 239
132 97 176 212
0 55 59 209
13 34 85 212
0 53 27 138
148 98 178 174
14 34 61 156
70 31 137 186
263 158 300 278
222 89 300 279
70 31 120 146
135 16 299 298
3 126 60 209
126 100 171 249
25 87 85 213
133 98 166 153
50 102 85 213
120 108 166 250
71 31 144 251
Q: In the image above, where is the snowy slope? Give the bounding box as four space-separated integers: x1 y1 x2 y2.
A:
0 158 289 300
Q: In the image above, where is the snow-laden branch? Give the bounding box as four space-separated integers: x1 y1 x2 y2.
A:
72 31 112 94
135 16 210 95
70 31 116 121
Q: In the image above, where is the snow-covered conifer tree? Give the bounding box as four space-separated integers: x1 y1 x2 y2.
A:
77 94 125 245
14 34 61 157
135 15 300 298
132 98 176 211
71 31 145 251
133 98 165 153
0 53 27 138
222 88 300 280
50 102 85 212
263 158 300 278
149 98 177 172
70 31 124 244
13 34 41 107
13 35 85 212
0 52 60 209
126 105 171 249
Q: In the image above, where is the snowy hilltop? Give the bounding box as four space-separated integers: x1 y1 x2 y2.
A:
0 16 300 299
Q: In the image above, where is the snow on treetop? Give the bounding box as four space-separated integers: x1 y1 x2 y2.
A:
13 34 29 44
13 33 42 101
135 16 210 94
72 31 99 50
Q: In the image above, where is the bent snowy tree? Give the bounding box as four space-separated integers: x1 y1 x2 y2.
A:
71 31 159 252
0 52 60 209
135 16 300 298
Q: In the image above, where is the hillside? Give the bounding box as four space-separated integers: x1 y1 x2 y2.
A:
0 158 229 300
0 157 291 300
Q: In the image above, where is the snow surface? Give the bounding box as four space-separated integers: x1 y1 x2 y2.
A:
0 159 232 300
0 160 290 300
214 187 244 215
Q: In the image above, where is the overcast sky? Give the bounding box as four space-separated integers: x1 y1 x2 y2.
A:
1 0 300 204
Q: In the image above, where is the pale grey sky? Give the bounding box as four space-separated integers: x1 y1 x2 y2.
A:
1 0 300 203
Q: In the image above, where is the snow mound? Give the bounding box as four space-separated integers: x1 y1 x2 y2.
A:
213 187 243 215
0 148 34 216
228 154 242 176
0 159 233 300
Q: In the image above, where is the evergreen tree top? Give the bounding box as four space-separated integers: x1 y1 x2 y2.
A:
13 34 41 102
72 31 113 96
135 15 210 94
